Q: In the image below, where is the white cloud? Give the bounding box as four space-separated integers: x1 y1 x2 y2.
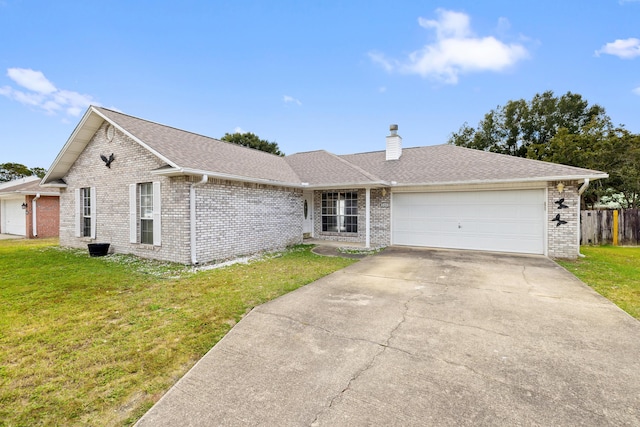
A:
233 126 245 133
633 87 640 95
0 68 98 117
369 9 529 84
283 95 302 106
378 86 387 93
595 38 640 59
7 68 56 94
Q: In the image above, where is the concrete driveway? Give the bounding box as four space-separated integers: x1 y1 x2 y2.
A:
136 247 640 426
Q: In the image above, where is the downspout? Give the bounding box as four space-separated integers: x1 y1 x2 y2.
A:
190 175 208 265
577 179 590 258
32 193 41 237
365 188 371 248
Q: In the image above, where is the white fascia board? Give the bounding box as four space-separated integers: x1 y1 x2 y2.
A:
39 182 68 188
301 182 389 190
16 191 60 196
151 167 306 188
389 174 609 190
41 107 102 184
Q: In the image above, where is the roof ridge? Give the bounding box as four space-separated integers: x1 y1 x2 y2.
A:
327 151 384 183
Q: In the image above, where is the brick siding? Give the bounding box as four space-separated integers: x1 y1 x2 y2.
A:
59 122 303 264
25 195 59 238
194 179 302 264
312 188 390 248
547 181 580 259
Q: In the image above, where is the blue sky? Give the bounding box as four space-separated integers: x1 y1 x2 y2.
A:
1 0 639 169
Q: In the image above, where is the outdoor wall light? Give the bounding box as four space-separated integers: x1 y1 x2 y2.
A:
21 202 27 209
556 182 565 193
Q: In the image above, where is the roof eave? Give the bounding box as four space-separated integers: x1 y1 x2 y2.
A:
151 167 306 188
301 181 389 190
42 106 104 184
390 173 609 189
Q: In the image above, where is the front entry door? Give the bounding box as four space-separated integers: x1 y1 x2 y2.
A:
302 192 313 236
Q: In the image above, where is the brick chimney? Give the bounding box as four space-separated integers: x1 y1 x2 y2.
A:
386 124 402 160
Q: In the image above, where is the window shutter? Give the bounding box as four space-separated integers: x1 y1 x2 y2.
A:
90 187 97 239
152 181 161 246
129 184 137 243
74 189 81 237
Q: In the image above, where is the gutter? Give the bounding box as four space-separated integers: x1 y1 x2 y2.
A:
32 193 41 237
190 175 209 265
577 179 590 258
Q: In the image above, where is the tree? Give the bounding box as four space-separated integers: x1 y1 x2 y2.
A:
30 167 47 178
220 132 284 156
547 125 640 208
0 163 46 182
448 91 611 159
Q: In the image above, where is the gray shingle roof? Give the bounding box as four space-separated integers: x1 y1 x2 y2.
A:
284 150 384 186
43 106 608 188
0 176 60 196
339 145 607 185
95 107 302 185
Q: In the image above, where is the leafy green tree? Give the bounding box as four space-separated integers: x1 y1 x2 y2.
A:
30 167 47 178
220 132 284 156
531 123 640 208
0 163 32 182
448 91 611 159
0 163 46 182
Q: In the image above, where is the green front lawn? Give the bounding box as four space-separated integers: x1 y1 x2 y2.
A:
0 239 356 426
557 246 640 319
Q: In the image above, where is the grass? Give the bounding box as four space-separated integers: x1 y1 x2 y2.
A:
557 246 640 319
0 239 356 426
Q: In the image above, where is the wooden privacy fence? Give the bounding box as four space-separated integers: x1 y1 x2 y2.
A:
581 209 640 245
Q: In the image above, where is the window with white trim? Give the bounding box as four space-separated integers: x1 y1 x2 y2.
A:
130 182 161 246
321 191 358 233
140 183 154 244
81 187 92 237
75 187 96 238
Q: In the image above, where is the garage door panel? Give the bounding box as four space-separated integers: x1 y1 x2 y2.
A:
392 190 544 254
1 199 26 236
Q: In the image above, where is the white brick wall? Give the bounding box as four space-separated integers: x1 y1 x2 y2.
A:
547 181 580 259
194 178 303 264
60 122 303 264
312 188 390 247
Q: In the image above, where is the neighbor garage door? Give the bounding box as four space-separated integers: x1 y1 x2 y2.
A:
1 199 27 236
392 189 545 254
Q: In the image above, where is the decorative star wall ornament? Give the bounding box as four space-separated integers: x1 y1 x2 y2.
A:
100 153 115 168
555 198 569 209
551 213 567 226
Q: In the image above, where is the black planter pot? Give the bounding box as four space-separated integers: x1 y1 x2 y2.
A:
88 243 110 257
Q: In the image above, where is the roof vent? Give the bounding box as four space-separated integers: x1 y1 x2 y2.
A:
386 124 402 161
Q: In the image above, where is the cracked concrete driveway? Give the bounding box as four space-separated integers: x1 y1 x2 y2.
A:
136 247 640 426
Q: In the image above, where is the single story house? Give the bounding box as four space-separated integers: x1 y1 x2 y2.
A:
41 106 608 263
0 176 60 238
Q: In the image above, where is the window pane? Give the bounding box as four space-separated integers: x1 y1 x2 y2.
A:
322 216 338 232
140 183 154 219
83 217 91 237
141 219 153 244
321 191 358 233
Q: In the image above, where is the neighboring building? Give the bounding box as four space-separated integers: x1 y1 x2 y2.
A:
0 176 60 238
41 106 608 262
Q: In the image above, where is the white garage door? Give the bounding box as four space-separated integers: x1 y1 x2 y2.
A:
392 189 545 254
1 199 27 236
